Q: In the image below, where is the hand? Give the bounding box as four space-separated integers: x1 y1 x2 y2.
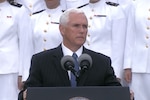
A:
124 68 132 83
18 76 24 90
23 89 27 100
130 90 134 100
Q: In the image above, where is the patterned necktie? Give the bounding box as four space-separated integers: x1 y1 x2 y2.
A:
71 53 79 87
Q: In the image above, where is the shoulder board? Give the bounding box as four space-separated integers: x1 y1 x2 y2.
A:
106 2 119 6
77 3 89 9
32 9 46 15
9 1 22 7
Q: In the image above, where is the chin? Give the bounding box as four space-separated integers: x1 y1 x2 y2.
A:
77 42 85 46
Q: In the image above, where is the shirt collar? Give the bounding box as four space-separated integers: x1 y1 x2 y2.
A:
61 43 83 57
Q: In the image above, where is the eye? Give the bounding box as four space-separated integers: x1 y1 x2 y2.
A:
73 24 80 28
83 24 88 29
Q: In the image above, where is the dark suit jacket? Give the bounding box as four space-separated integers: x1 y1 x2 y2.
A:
18 45 121 100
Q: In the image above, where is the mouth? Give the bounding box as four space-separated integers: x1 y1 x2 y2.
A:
76 36 86 42
76 36 85 39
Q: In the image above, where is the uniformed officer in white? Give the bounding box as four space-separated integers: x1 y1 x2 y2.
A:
79 0 127 81
124 0 150 100
0 0 30 100
21 0 63 82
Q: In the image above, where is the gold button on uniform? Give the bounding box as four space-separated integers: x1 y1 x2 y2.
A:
46 22 49 25
29 13 32 16
44 30 47 33
43 48 47 51
148 17 150 20
43 38 47 42
48 15 51 17
87 34 90 37
87 41 90 46
29 4 32 8
146 35 149 39
147 27 150 30
88 25 91 28
146 45 149 48
89 17 92 20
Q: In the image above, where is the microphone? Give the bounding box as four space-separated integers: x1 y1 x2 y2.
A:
78 53 92 72
61 55 79 78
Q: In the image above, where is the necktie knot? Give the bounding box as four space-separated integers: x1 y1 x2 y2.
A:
72 53 78 59
72 53 79 71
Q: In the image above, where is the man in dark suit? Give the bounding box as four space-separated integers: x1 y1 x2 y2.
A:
18 8 121 100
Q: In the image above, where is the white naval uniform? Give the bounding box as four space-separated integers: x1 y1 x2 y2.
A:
124 0 150 99
0 1 30 100
80 0 127 79
22 5 63 81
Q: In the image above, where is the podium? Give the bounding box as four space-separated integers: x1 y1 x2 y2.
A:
27 86 130 100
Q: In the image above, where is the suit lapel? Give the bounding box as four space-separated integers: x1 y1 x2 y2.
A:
52 45 71 86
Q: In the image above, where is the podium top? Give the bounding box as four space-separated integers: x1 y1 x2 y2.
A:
27 86 130 100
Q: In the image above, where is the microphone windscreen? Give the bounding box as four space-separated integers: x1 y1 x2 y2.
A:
61 55 74 71
78 53 92 69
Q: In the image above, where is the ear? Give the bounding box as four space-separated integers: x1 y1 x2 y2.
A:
59 24 65 36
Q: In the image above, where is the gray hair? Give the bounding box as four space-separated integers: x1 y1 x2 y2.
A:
59 8 85 26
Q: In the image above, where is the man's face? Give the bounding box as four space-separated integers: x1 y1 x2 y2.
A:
60 12 88 50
